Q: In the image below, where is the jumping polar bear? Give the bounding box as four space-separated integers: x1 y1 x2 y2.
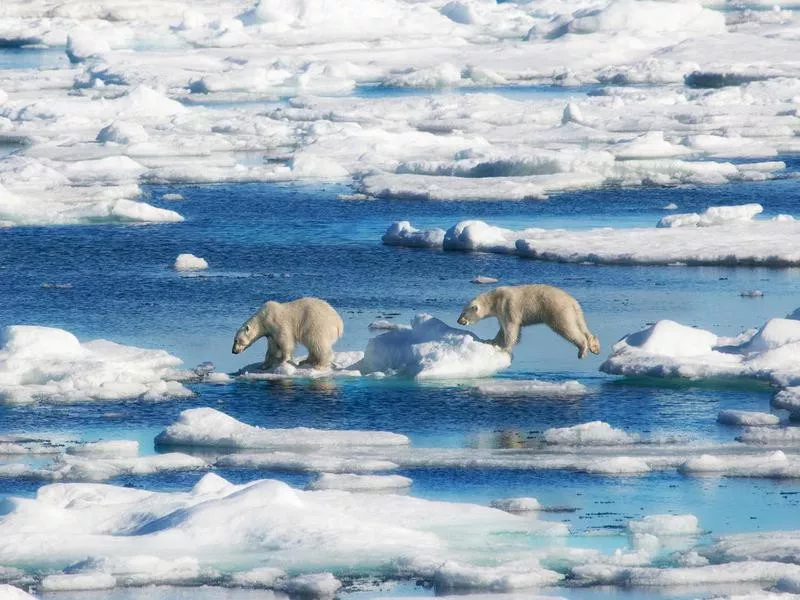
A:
232 297 344 369
457 284 600 358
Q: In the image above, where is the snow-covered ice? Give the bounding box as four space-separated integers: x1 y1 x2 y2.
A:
305 473 413 492
0 325 191 403
543 421 639 446
360 314 511 379
155 407 410 449
470 379 589 398
601 311 800 386
383 205 800 267
717 410 781 427
173 253 209 271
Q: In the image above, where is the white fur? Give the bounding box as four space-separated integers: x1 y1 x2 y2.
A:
457 284 600 358
233 297 344 369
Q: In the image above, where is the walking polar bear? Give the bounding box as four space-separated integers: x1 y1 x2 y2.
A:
232 297 344 369
457 284 600 358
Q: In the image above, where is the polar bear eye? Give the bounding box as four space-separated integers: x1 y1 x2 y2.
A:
244 325 251 333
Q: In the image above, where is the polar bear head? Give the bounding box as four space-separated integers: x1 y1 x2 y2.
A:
232 314 262 354
457 293 491 325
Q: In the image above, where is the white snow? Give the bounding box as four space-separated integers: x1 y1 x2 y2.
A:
41 573 117 591
0 585 36 599
305 473 413 492
217 451 399 473
470 379 589 398
382 221 445 249
657 204 763 228
155 407 410 449
360 314 511 379
0 325 191 403
173 253 209 271
471 276 498 284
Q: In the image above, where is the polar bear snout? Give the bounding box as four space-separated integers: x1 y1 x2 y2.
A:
457 314 470 326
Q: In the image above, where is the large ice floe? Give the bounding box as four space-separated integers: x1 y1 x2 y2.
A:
0 325 191 403
382 203 800 266
2 0 800 223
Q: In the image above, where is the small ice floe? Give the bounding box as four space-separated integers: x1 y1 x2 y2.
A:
368 319 411 331
305 473 412 492
543 421 639 446
41 573 116 592
173 253 209 271
662 202 678 210
430 558 564 593
155 407 410 449
490 497 542 513
679 451 800 478
736 427 800 446
0 325 191 403
740 290 765 298
235 351 364 380
601 312 800 387
717 410 780 427
161 193 184 201
385 204 800 266
359 314 511 379
627 514 700 537
471 275 499 284
773 387 800 419
381 221 445 248
216 451 399 474
65 440 140 457
470 379 588 398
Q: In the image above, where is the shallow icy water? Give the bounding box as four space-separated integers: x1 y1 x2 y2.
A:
3 179 800 599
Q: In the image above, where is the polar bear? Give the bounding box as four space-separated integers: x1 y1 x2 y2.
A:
232 297 344 369
457 284 600 358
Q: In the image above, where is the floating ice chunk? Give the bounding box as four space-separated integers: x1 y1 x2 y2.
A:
433 559 563 592
773 387 800 417
382 221 445 248
627 514 700 536
0 585 35 599
174 253 209 271
96 121 148 145
360 314 511 379
663 203 678 210
229 566 286 588
737 427 800 445
678 451 800 478
217 451 399 473
471 276 498 284
583 456 651 474
235 351 364 380
443 220 523 253
572 561 800 587
156 407 410 449
161 193 184 201
65 440 139 457
705 531 800 564
65 27 110 63
368 320 411 331
471 379 588 398
717 410 780 427
41 573 116 591
740 290 764 298
658 204 763 228
490 497 542 513
107 199 184 223
305 473 412 492
544 421 639 446
0 325 190 403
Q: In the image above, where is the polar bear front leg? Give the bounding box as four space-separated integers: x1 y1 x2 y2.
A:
500 320 521 352
264 337 284 369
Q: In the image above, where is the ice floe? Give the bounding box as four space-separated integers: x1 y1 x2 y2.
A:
0 325 191 403
382 203 800 267
470 379 589 398
543 421 639 446
359 314 511 379
305 473 413 492
155 407 410 450
601 313 800 386
173 253 209 271
717 410 781 427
